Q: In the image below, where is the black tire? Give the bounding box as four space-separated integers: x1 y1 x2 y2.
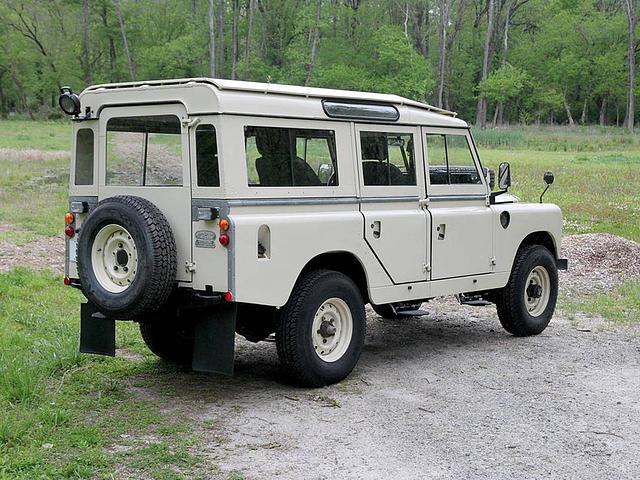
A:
496 244 558 336
276 270 366 387
77 195 177 319
371 302 423 319
139 313 194 364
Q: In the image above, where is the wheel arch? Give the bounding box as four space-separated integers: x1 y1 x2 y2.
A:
299 251 370 304
517 231 558 258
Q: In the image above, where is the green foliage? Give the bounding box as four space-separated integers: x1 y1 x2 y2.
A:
0 0 634 125
478 64 527 103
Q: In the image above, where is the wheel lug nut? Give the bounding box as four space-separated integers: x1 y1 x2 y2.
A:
123 266 128 272
113 266 118 271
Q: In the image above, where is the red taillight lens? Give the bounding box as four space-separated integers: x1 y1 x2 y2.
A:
219 233 230 246
63 277 71 286
224 291 233 302
64 226 75 237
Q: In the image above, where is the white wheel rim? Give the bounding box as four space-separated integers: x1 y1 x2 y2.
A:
312 297 353 363
524 266 550 317
91 224 138 293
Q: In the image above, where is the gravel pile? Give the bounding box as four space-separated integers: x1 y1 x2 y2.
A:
560 233 640 293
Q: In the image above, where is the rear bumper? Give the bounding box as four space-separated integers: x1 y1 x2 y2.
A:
556 258 568 270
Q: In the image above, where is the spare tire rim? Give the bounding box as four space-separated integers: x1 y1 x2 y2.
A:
312 297 353 363
91 224 138 293
525 265 550 317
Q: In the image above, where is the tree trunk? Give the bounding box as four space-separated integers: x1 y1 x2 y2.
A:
209 0 216 77
217 0 225 77
113 0 135 81
231 0 239 79
435 0 451 108
100 6 118 82
81 0 92 85
305 0 322 86
563 93 575 126
580 97 588 124
476 0 496 128
624 0 637 130
599 96 608 126
191 0 197 17
245 0 255 72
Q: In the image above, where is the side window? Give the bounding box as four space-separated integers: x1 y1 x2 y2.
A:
195 124 220 187
426 133 482 185
106 115 182 186
360 131 416 186
244 126 337 187
75 129 94 185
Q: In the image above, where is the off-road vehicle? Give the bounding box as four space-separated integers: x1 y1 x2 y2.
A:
60 79 567 387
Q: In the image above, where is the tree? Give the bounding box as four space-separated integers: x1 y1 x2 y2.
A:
476 0 496 128
623 0 637 129
113 0 135 81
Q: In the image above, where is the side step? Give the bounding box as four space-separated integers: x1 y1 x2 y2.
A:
458 294 492 306
395 308 430 317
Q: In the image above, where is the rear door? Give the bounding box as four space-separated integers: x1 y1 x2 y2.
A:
98 104 193 283
356 124 429 284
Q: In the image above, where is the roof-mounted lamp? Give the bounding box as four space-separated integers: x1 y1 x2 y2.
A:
59 86 81 116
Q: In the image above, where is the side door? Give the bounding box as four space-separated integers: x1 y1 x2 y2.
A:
356 124 429 284
99 104 193 283
422 127 493 280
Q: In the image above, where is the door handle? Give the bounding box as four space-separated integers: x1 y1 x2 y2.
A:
371 221 381 239
437 223 446 240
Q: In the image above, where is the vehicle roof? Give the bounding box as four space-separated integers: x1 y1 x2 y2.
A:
80 78 468 128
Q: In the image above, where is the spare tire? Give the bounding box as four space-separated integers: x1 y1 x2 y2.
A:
76 195 177 319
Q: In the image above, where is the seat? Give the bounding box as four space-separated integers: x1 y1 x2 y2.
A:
254 128 321 186
360 136 406 185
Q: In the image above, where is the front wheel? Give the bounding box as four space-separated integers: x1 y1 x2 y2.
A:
496 245 558 336
276 270 366 387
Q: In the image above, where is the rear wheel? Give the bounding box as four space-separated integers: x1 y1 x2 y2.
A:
496 245 558 336
276 270 365 387
139 312 195 365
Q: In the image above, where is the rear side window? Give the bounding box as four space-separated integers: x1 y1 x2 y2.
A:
426 134 481 185
106 115 182 186
75 129 94 185
360 131 416 186
244 126 337 187
195 124 220 187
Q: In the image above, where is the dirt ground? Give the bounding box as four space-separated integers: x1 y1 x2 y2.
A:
1 231 639 479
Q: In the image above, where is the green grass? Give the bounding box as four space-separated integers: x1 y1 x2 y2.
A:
562 281 640 324
0 120 72 151
0 269 227 479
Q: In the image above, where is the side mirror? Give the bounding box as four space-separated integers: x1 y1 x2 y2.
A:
317 163 333 184
498 162 511 191
543 171 554 185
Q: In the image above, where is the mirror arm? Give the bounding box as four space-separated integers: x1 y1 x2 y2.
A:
539 184 551 203
489 189 508 205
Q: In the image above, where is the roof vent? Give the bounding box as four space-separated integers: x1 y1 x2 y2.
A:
322 100 399 122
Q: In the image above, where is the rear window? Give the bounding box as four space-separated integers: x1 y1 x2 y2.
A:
75 128 94 185
195 124 220 187
106 115 182 186
244 126 338 187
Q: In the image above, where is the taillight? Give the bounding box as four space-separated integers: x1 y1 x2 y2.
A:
219 218 230 231
65 212 75 237
65 212 75 225
224 291 233 302
64 225 75 237
63 277 71 286
219 233 230 246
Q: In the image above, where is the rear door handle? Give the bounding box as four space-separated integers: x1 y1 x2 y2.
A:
371 221 381 238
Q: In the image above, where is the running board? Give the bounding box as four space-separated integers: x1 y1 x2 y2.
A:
395 308 430 317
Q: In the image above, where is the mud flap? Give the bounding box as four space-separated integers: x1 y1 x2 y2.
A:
192 303 237 376
79 302 116 356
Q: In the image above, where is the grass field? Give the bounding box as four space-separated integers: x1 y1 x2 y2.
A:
0 120 639 478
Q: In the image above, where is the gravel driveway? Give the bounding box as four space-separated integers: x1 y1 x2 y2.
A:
135 301 639 480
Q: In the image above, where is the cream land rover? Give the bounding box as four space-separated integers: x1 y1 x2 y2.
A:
59 78 567 387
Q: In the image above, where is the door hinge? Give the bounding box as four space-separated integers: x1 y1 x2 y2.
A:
185 261 197 273
423 263 431 272
418 198 430 207
489 256 496 266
